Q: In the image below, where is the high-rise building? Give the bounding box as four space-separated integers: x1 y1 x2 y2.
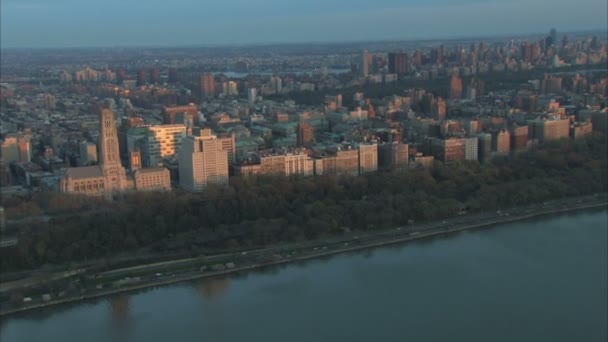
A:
378 142 409 170
248 88 258 104
144 124 188 166
0 132 31 163
449 75 463 99
521 42 534 63
430 137 466 163
137 68 148 86
477 133 493 162
297 122 314 147
492 129 511 155
271 76 283 94
412 50 422 66
464 137 478 161
216 133 236 163
319 147 360 176
528 117 570 142
178 132 229 192
361 49 372 78
358 143 378 174
541 74 563 94
549 28 558 47
433 97 447 121
465 119 480 135
388 52 409 75
222 81 239 96
168 68 179 83
509 125 529 152
150 68 160 84
199 73 216 98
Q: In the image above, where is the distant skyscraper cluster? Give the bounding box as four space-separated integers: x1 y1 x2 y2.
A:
1 28 605 197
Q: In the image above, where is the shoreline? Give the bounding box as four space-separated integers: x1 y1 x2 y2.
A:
1 199 606 317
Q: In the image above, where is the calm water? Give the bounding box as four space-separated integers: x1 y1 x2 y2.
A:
2 209 607 342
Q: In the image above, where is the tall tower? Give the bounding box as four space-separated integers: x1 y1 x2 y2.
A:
199 73 216 99
361 50 372 78
449 75 463 99
99 109 127 193
179 132 229 192
297 122 314 147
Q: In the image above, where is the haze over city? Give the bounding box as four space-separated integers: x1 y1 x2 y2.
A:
1 0 607 341
1 0 607 48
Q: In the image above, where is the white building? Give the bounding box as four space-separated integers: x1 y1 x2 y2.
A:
179 131 229 192
284 153 314 177
465 137 479 161
248 88 258 104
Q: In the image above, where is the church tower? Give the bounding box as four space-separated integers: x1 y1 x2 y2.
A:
99 109 127 194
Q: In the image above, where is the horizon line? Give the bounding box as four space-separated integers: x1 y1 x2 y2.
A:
1 28 606 51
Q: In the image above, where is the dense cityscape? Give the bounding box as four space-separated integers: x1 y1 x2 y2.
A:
0 27 607 319
1 29 606 198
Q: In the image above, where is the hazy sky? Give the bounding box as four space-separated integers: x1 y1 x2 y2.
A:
1 0 606 48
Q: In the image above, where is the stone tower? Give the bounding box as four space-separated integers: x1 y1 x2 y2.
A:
99 109 127 194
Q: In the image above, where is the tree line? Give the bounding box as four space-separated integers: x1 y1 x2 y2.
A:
1 133 606 273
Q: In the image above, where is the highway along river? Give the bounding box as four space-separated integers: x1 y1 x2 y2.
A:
1 208 606 342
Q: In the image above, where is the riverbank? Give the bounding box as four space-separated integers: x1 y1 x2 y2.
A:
1 195 606 317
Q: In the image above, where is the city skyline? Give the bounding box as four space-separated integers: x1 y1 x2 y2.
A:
1 0 607 48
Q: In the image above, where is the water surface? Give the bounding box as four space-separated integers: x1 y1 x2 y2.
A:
2 209 606 342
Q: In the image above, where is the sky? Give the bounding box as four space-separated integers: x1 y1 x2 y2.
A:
1 0 607 48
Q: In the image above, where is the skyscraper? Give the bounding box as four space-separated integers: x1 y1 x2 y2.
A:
297 122 314 147
492 129 511 155
388 52 409 75
550 28 557 46
521 42 534 63
509 125 529 152
248 88 257 104
358 143 378 174
199 73 216 98
449 75 463 99
137 69 148 86
168 68 179 83
179 130 229 192
150 68 160 84
361 49 372 78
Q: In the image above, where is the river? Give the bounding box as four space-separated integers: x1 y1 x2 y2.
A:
1 209 606 342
